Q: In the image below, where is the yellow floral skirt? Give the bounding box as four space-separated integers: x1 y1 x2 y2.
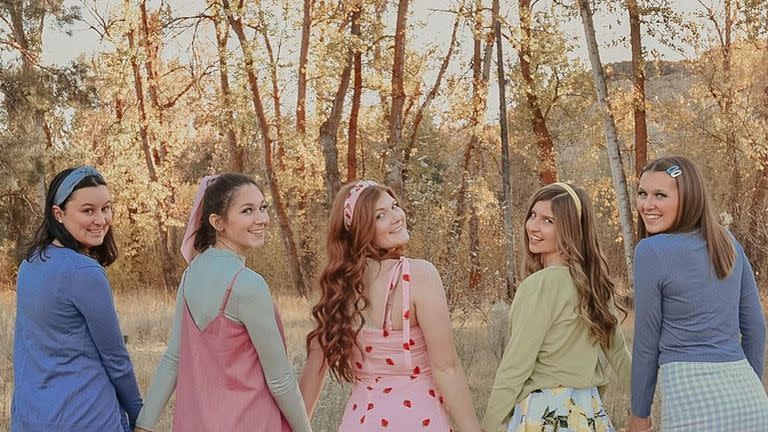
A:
506 387 614 432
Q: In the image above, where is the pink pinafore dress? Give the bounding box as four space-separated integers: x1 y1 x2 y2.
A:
172 268 292 432
338 257 452 431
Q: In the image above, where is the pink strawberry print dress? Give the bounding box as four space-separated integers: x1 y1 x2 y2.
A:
338 257 452 431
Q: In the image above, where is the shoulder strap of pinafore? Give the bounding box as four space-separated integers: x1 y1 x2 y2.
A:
381 257 412 351
219 267 247 314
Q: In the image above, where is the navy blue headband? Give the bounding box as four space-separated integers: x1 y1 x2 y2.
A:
53 166 104 206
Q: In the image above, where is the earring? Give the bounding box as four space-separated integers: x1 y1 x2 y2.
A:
58 219 63 223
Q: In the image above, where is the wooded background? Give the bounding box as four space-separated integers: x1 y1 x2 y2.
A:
1 0 767 304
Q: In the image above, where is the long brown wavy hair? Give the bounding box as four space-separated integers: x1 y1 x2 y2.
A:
638 155 736 279
522 183 626 349
307 181 403 382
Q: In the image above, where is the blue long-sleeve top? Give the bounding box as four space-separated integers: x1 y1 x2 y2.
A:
12 245 143 432
631 231 766 417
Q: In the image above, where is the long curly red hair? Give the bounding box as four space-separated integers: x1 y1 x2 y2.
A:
307 182 403 382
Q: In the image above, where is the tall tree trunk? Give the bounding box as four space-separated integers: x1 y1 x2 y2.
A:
518 0 557 184
258 10 285 168
296 0 312 134
4 1 52 253
468 204 481 291
211 2 243 172
384 0 409 198
347 5 362 181
579 0 635 280
404 3 462 183
495 0 516 299
468 0 498 292
371 0 391 118
223 0 309 297
723 0 741 225
319 51 352 205
128 26 155 183
126 1 174 292
745 42 768 272
447 0 492 278
139 0 169 163
139 0 182 280
626 0 648 178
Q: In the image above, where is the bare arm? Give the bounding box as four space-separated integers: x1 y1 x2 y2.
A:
412 259 482 432
298 336 328 418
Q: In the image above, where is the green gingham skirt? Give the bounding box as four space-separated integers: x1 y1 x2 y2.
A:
660 359 768 431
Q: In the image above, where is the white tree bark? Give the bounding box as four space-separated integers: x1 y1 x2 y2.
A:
578 0 635 279
494 0 516 299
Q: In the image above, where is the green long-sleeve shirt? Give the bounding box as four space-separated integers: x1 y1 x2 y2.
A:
482 266 631 432
135 247 311 431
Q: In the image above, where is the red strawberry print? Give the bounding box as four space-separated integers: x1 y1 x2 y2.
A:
439 396 444 404
409 338 416 346
366 386 373 391
381 418 389 427
403 342 411 350
386 358 394 366
422 419 431 426
403 274 410 281
383 330 390 337
360 415 365 424
352 403 358 411
413 366 421 374
428 389 436 398
403 400 412 408
403 310 410 319
365 346 373 353
367 403 374 410
383 387 393 394
355 361 363 369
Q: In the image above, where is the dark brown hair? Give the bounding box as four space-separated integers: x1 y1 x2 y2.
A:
193 173 260 254
25 167 118 266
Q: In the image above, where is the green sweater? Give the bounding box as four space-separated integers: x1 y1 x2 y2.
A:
482 266 631 432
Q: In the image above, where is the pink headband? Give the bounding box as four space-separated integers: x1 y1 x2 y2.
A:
344 180 378 230
181 175 219 263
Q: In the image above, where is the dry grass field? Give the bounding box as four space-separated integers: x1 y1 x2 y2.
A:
1 289 766 431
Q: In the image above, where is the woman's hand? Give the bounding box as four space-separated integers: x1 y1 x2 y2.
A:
627 414 653 432
298 336 328 418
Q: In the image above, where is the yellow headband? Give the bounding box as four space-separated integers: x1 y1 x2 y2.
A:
552 182 582 220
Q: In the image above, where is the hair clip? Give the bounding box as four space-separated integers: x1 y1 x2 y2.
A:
666 165 682 178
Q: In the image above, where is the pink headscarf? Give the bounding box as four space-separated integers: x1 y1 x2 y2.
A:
343 180 378 230
181 175 219 263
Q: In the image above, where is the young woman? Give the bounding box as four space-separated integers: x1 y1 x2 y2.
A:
482 182 631 432
134 174 312 432
629 156 768 432
12 166 143 432
299 180 482 432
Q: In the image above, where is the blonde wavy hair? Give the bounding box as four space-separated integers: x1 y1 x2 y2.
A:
522 183 626 348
